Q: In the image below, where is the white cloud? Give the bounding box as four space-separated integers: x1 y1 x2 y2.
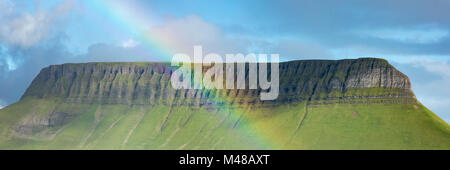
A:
121 39 139 48
145 15 330 61
4 56 18 71
147 15 248 56
408 58 450 77
83 15 330 62
0 12 51 48
0 0 74 48
0 45 20 71
357 28 449 44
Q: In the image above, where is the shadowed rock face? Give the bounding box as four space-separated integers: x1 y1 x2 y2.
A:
21 58 414 105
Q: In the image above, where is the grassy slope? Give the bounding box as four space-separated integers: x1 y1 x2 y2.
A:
0 97 448 150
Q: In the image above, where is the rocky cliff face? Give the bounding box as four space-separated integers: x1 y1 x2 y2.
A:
21 58 414 105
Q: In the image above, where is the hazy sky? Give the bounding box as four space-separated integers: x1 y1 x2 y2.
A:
0 0 449 122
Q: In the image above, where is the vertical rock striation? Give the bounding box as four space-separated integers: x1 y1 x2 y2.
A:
21 58 415 105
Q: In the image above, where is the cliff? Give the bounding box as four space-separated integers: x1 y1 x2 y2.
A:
21 58 414 105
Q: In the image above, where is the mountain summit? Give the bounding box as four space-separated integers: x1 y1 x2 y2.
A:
0 58 448 149
23 58 413 105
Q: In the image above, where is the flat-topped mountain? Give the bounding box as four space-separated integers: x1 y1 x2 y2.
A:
22 58 414 105
0 58 448 149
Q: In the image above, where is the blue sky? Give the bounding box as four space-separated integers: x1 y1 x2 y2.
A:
0 0 449 122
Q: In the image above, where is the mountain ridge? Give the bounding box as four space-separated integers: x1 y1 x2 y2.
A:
22 58 415 106
1 58 448 150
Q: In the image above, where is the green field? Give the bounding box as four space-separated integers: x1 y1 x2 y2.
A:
0 97 448 150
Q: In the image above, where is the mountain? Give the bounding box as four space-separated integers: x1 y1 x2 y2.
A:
0 58 448 149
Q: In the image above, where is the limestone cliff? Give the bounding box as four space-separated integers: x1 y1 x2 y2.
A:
21 58 415 105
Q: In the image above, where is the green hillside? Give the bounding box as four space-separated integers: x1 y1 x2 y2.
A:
0 58 449 149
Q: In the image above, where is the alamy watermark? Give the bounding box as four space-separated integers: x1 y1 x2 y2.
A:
170 46 279 100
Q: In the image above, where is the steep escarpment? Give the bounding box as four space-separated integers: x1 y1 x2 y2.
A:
21 58 415 105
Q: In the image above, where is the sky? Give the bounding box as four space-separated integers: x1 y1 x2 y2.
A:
0 0 449 122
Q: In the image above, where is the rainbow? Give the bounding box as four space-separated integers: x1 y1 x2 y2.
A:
87 0 174 60
86 0 288 149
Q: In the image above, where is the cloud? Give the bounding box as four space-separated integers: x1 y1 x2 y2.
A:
0 33 73 107
356 28 449 44
0 0 74 48
147 15 249 56
264 0 450 34
0 11 51 48
407 58 450 77
76 15 332 64
145 15 330 61
0 1 76 107
0 0 76 106
224 0 450 56
121 39 139 48
0 45 20 71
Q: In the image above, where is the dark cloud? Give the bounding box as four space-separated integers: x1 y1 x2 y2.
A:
0 0 76 105
0 34 72 105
